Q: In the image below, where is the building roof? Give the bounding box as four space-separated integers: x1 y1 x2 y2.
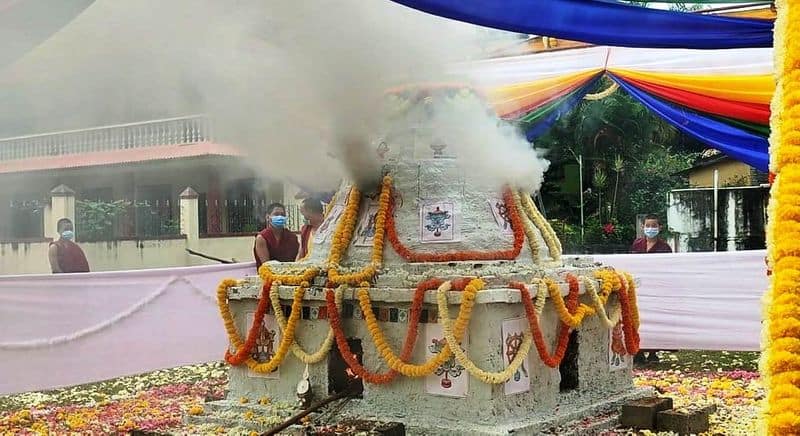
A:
0 141 243 174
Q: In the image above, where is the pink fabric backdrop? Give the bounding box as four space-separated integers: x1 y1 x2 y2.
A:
0 250 766 395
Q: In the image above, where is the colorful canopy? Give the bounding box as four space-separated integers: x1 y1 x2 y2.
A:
390 0 774 49
472 46 774 171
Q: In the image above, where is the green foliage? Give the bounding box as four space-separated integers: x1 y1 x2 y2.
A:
534 77 699 247
76 199 131 241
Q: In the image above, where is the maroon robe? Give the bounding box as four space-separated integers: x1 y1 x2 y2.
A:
630 237 673 254
254 228 299 268
50 240 90 273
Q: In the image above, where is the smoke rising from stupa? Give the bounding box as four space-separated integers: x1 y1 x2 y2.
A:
0 0 549 192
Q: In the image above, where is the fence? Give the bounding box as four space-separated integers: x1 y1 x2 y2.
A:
75 199 180 242
199 196 302 236
0 115 211 162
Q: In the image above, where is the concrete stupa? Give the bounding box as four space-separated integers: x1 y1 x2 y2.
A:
210 87 648 435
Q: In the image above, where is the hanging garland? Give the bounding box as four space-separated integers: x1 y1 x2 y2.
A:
544 275 596 328
518 191 562 261
220 281 306 373
532 280 548 315
325 285 398 384
270 281 342 364
580 275 614 329
583 82 619 101
436 279 533 384
614 272 641 355
621 271 640 330
357 278 477 377
513 279 579 368
511 190 541 263
218 279 271 365
386 187 525 262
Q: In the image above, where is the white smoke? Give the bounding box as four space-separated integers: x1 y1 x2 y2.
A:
0 0 549 192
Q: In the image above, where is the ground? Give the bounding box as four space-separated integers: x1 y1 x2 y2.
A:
0 351 762 435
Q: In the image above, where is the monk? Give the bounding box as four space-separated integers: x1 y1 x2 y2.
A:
297 196 324 260
48 218 90 273
254 202 299 268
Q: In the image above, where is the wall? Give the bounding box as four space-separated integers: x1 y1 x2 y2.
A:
667 186 768 252
688 160 752 188
0 235 259 275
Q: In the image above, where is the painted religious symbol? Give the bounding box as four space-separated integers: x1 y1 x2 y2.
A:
429 338 465 389
425 207 451 237
424 323 468 397
609 320 629 371
246 313 280 378
314 204 344 244
376 141 390 159
488 198 514 235
353 203 380 247
501 317 531 395
430 142 447 159
420 201 459 243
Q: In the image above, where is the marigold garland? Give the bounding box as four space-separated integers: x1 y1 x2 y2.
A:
511 190 541 264
270 281 341 364
357 279 476 377
436 279 532 384
218 278 271 365
325 285 398 384
514 280 579 368
621 271 640 330
386 187 525 262
580 275 614 329
544 275 595 328
764 1 800 433
220 280 306 373
614 272 640 355
518 191 562 261
532 280 548 315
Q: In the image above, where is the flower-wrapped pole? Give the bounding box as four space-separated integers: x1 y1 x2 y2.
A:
764 0 800 433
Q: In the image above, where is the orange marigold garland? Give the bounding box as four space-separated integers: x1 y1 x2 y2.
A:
386 187 524 262
222 278 272 365
615 272 641 355
513 278 579 368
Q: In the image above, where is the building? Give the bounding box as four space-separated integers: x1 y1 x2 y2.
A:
0 115 304 274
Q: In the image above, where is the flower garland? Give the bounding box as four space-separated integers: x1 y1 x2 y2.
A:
764 1 800 432
614 272 640 355
620 271 640 330
580 275 614 329
220 281 306 373
218 279 271 365
270 281 341 364
513 280 579 368
357 279 478 377
386 187 525 262
532 280 548 315
543 275 595 328
325 285 398 384
436 279 532 384
518 191 562 261
511 190 541 264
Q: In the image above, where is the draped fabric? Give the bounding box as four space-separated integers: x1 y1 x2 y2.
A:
519 75 603 141
390 0 774 49
611 75 770 171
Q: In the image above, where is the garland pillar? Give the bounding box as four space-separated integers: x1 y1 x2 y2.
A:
763 0 800 434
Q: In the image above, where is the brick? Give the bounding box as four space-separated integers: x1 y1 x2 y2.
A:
656 409 710 435
620 397 674 430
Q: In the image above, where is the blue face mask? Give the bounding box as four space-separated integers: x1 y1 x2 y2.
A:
61 230 75 241
643 228 659 239
271 215 287 229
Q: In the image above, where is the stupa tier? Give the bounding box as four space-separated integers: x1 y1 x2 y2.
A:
209 87 648 434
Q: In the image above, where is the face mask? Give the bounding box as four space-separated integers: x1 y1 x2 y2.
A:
271 215 287 228
61 230 75 241
643 228 659 239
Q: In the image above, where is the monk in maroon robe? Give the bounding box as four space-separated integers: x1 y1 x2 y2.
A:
48 218 90 273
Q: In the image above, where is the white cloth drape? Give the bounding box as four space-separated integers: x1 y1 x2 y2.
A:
0 250 766 395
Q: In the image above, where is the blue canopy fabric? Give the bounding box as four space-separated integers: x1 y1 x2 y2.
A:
611 75 769 172
389 0 774 49
525 76 602 142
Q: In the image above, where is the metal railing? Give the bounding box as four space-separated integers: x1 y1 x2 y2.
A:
0 115 212 161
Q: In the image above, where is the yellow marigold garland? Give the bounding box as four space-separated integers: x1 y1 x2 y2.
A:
765 0 800 431
218 279 306 374
518 190 562 261
357 280 476 377
532 280 548 315
436 279 533 384
511 190 541 264
580 275 614 329
270 281 342 364
544 276 595 328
